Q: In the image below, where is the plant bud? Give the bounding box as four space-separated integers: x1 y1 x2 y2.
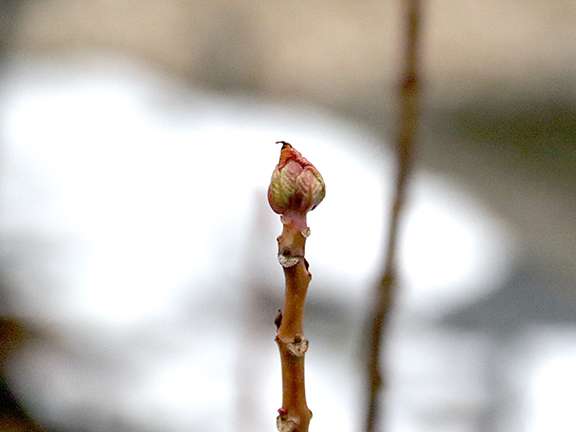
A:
268 142 326 223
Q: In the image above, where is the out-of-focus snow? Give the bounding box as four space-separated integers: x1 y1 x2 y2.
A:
0 53 516 432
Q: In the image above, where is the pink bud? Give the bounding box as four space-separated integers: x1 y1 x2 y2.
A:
268 142 325 228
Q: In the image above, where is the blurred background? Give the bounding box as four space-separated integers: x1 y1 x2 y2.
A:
0 0 575 431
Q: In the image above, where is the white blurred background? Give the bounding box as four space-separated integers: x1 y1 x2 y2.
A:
0 1 575 431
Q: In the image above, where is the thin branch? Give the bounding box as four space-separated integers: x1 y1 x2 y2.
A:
275 218 313 432
365 0 422 431
268 142 325 432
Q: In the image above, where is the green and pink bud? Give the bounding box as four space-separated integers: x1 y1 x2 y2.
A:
268 141 326 231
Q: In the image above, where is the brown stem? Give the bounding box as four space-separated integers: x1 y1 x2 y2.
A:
365 0 422 431
275 216 313 432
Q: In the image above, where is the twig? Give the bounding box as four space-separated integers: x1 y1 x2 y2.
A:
268 142 326 432
365 0 422 431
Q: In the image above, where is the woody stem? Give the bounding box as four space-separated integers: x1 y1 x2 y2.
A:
275 217 313 432
365 0 421 430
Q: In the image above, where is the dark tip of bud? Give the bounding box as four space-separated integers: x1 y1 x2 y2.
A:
275 140 292 149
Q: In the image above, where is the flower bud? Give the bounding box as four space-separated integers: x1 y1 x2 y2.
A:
268 142 326 220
